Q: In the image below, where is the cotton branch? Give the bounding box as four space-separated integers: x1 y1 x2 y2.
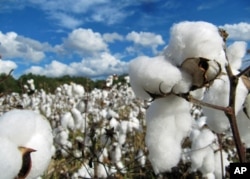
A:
224 64 246 162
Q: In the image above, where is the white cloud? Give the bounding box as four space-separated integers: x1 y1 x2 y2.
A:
25 52 128 78
126 31 165 47
219 22 250 41
60 28 108 56
103 33 124 43
49 12 82 29
0 31 51 62
90 5 129 25
0 59 17 74
0 0 135 28
126 31 165 55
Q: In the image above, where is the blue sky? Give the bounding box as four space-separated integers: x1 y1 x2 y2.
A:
0 0 249 78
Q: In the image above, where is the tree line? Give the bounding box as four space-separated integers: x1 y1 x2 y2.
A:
0 73 128 94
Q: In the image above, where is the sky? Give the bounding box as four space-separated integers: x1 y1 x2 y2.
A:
0 0 249 79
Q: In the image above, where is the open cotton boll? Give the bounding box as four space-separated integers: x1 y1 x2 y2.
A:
146 96 192 173
0 137 22 179
61 112 75 130
227 41 247 70
71 108 83 130
165 21 227 67
129 55 182 99
214 150 229 179
0 110 53 178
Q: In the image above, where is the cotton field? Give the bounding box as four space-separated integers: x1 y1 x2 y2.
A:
0 20 250 179
0 75 152 178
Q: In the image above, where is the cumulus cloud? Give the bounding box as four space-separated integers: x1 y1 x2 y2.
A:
126 31 165 47
59 28 108 56
25 52 128 78
0 59 17 74
0 31 51 62
103 33 124 43
219 22 250 41
126 31 165 54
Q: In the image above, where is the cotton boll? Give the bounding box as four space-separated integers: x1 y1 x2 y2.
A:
165 21 227 67
77 164 93 178
61 112 75 130
227 41 247 70
0 137 22 179
96 163 108 178
71 108 83 129
0 110 53 178
146 96 192 173
111 143 122 163
129 55 183 99
137 149 146 168
190 128 215 173
71 83 85 97
214 150 229 179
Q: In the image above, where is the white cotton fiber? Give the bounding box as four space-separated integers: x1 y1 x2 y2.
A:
204 73 248 133
146 96 192 173
0 137 22 179
164 21 227 67
237 110 250 148
214 150 229 179
129 55 182 100
0 110 37 146
203 75 230 133
190 128 215 174
227 41 247 70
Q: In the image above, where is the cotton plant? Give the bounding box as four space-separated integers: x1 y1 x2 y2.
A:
129 20 249 177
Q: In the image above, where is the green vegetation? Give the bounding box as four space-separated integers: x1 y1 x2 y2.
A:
0 73 128 94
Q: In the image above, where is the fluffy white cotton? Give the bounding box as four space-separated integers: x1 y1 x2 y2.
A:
164 21 227 68
61 112 75 130
0 110 37 146
0 109 53 178
203 74 230 133
214 150 229 179
204 74 248 133
190 128 216 175
129 55 183 99
227 41 247 70
146 96 192 173
71 83 85 97
71 108 83 130
0 137 22 179
237 110 250 148
96 163 108 178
